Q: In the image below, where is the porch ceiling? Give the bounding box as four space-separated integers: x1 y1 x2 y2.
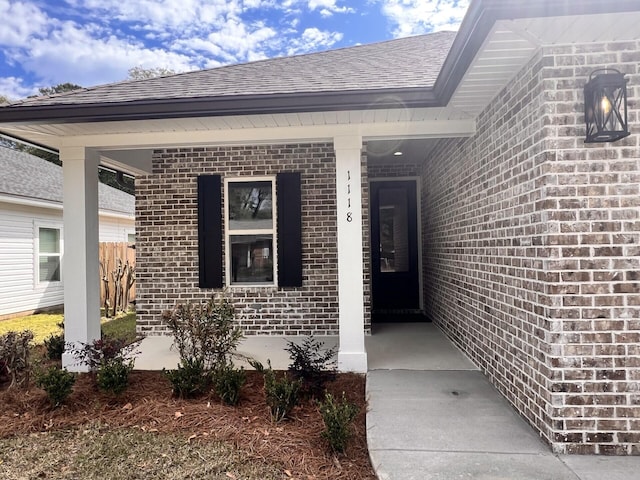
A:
449 12 640 116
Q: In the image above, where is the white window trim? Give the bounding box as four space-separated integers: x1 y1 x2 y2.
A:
125 229 135 243
224 176 278 287
34 221 64 287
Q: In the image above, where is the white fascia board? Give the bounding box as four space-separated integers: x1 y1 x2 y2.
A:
0 193 133 220
0 193 62 211
60 118 476 150
97 209 134 221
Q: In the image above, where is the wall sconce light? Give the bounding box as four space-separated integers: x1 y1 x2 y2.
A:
584 68 630 143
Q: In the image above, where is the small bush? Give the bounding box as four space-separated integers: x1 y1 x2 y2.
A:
319 392 359 453
164 357 210 398
35 367 76 407
163 294 243 372
286 336 337 398
70 336 139 371
212 363 246 406
264 365 302 422
96 358 134 395
44 334 65 360
0 330 34 388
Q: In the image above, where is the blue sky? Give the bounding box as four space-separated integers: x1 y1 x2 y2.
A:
0 0 469 100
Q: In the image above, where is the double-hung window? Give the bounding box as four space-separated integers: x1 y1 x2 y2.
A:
197 172 301 289
225 178 276 285
37 227 61 283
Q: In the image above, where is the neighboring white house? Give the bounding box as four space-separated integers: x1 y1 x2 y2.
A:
0 146 134 318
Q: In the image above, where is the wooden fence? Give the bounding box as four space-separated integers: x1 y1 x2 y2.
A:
99 242 135 317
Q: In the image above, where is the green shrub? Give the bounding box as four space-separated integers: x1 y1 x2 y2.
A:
35 367 76 407
319 392 359 453
285 336 336 398
69 336 139 371
44 333 65 360
96 358 134 395
163 294 243 372
212 363 246 406
264 366 301 422
164 357 210 399
0 330 34 388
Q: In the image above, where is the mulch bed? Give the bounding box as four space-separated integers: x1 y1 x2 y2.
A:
0 370 376 480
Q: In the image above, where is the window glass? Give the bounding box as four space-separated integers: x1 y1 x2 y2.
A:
39 227 61 282
379 188 409 273
228 182 273 231
230 235 273 283
226 178 276 286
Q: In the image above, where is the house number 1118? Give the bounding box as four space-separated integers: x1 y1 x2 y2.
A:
346 170 353 222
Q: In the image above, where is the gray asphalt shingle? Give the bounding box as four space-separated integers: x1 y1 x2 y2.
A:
7 32 455 107
0 146 134 216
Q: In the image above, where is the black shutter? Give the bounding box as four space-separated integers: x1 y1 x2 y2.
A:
277 172 302 287
198 175 223 288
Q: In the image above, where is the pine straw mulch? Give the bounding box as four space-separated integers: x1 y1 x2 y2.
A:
0 370 376 480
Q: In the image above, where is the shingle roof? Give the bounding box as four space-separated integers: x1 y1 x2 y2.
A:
0 146 134 216
10 32 456 107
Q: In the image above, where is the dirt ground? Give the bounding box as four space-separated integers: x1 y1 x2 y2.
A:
0 370 376 480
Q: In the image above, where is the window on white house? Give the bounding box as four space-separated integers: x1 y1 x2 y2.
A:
38 227 61 282
226 179 276 285
127 233 136 244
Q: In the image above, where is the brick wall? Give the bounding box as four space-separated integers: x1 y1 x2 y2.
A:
421 41 639 454
136 143 370 336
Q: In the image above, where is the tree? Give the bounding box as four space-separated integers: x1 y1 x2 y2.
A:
0 94 9 105
37 83 82 96
2 82 134 194
127 66 176 80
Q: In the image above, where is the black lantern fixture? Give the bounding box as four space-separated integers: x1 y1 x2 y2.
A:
584 68 630 143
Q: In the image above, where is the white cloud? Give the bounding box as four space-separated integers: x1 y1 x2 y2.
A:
0 76 37 100
0 0 50 46
307 0 354 16
377 0 469 36
16 21 195 86
286 27 343 55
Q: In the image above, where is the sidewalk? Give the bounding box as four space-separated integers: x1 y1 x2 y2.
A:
365 324 639 480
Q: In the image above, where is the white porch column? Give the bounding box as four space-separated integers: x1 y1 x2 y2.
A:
334 135 367 373
60 147 101 372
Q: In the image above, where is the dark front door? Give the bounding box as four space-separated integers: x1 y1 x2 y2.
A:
370 180 420 316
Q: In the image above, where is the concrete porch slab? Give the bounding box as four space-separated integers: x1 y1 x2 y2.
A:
559 455 640 480
134 334 339 371
366 370 549 454
366 323 476 371
370 450 581 480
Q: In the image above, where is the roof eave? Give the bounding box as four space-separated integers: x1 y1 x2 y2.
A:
434 0 640 103
0 88 439 124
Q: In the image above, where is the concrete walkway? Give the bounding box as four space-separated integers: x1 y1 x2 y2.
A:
366 323 639 480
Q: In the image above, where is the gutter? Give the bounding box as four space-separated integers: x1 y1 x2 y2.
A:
0 88 439 124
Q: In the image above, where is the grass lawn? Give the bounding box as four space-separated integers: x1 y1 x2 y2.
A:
0 426 283 480
0 311 137 344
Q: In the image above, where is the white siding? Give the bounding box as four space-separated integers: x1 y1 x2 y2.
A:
0 204 63 316
99 215 135 242
0 203 134 317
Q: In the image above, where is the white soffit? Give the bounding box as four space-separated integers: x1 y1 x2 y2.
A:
449 11 640 116
0 106 473 150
